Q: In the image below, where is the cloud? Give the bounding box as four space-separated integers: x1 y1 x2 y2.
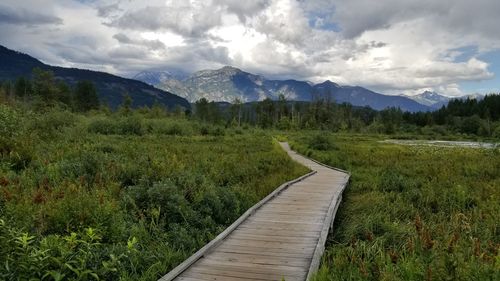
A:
0 4 62 26
215 0 271 22
97 2 122 18
110 1 224 38
113 33 166 50
1 0 499 97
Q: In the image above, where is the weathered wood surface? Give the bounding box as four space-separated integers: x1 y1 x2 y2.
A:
159 142 350 281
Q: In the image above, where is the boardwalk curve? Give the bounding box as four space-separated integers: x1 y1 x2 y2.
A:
159 142 350 281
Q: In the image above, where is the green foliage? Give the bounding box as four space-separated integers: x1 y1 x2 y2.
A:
88 115 144 135
309 134 335 151
0 105 20 152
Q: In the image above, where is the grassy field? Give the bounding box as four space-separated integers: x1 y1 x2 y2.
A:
0 105 308 280
1 102 499 280
288 133 499 281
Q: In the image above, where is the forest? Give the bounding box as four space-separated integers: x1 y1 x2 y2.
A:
0 70 498 280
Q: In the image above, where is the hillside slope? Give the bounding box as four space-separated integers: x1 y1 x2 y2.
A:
0 45 190 109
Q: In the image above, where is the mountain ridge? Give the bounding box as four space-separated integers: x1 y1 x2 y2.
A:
0 45 190 109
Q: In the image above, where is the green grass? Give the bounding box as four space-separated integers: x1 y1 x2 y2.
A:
0 106 308 280
288 132 499 281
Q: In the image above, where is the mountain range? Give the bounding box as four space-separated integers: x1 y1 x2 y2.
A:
0 45 190 109
1 44 468 112
134 67 434 112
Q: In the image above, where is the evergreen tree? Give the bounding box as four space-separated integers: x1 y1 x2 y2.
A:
14 77 32 98
74 81 99 111
195 98 209 122
33 68 57 101
120 93 133 115
56 80 72 106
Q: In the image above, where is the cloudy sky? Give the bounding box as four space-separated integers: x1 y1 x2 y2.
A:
1 0 500 96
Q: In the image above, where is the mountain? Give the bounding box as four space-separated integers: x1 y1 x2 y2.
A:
405 91 450 109
313 81 431 112
0 45 190 109
135 66 432 112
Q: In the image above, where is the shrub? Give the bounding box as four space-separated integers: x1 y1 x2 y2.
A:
88 116 144 135
88 118 118 134
118 116 144 135
200 125 210 135
309 134 335 151
27 109 76 139
165 123 184 135
211 126 225 136
125 180 192 226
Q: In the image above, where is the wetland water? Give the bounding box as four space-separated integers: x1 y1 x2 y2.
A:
380 139 498 149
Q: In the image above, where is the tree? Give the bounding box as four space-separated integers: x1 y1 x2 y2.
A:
74 81 99 111
195 98 209 122
230 97 242 126
120 93 133 115
32 68 57 101
56 80 72 105
14 77 32 98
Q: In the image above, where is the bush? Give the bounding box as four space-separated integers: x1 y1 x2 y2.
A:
27 109 77 139
88 116 144 135
165 123 183 135
309 134 335 151
88 118 118 134
200 126 210 135
118 116 144 135
125 180 192 227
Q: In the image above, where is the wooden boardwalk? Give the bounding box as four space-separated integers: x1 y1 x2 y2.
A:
159 142 350 281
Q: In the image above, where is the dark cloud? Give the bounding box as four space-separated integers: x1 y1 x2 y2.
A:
97 2 122 18
110 5 223 37
215 0 271 22
112 33 166 50
0 5 62 26
330 0 500 39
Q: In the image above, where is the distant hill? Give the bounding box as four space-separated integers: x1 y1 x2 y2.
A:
0 45 190 109
312 81 432 112
136 66 432 112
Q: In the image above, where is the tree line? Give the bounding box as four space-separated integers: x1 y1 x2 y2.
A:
0 68 99 111
194 94 500 137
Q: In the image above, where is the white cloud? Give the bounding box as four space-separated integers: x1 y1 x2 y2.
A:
1 0 499 96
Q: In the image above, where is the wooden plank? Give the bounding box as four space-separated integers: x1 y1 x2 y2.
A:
222 237 316 249
188 263 306 279
238 221 323 232
197 259 307 275
216 244 315 257
185 267 304 281
205 252 310 268
249 215 325 223
226 234 318 245
232 228 320 238
254 210 327 217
